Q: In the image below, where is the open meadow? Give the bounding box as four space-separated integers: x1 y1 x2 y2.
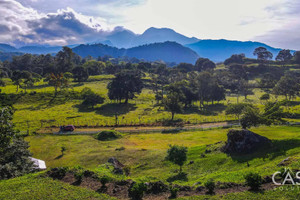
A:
1 74 299 133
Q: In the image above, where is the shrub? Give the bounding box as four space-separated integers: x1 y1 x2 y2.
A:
166 145 188 173
123 166 131 176
260 93 270 101
48 167 69 179
99 175 111 186
128 182 147 200
244 172 262 190
96 130 122 141
169 186 179 199
161 129 181 134
73 166 84 184
204 179 215 194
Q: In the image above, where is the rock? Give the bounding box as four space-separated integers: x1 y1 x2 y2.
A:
205 149 211 154
108 157 124 174
196 186 205 191
188 161 194 165
147 181 168 194
193 182 201 186
278 157 291 166
223 129 272 154
263 176 273 183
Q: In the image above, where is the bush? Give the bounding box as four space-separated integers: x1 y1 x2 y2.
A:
244 172 262 190
128 182 147 200
73 166 84 184
48 167 69 179
161 129 181 134
204 179 215 194
169 186 179 199
99 175 111 186
96 130 122 141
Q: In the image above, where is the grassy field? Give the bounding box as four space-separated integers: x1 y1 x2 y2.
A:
0 172 113 200
1 75 299 132
26 125 300 185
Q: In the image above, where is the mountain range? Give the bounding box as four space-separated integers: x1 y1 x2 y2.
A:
0 27 291 63
73 42 199 64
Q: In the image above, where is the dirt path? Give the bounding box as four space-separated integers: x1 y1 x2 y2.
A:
49 121 239 135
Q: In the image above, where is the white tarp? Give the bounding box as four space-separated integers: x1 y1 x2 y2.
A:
30 157 47 170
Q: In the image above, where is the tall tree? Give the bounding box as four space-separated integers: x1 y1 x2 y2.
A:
273 75 300 100
253 47 273 62
0 107 33 179
166 145 188 173
107 71 143 104
47 73 69 96
194 58 216 72
164 90 184 120
72 66 89 82
276 49 292 65
56 47 75 73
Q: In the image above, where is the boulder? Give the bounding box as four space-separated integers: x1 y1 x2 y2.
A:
108 157 124 174
223 129 272 154
277 157 291 166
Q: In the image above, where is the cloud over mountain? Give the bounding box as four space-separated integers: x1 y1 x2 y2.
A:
0 0 110 46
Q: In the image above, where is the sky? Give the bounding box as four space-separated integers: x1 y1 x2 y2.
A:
0 0 300 49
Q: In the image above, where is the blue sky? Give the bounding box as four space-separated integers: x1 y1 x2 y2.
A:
1 0 300 49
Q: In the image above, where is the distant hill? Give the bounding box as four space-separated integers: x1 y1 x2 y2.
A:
186 39 283 62
73 41 199 64
0 44 17 52
0 52 23 61
103 27 200 48
18 46 63 54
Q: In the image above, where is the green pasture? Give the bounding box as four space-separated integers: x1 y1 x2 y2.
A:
26 126 300 185
1 75 299 132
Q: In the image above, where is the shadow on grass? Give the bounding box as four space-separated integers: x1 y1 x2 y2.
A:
167 172 188 183
183 104 226 116
55 154 63 160
96 103 137 116
73 102 138 116
229 139 300 163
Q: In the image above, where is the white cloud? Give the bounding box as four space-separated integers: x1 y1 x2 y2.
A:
0 0 112 46
1 0 300 49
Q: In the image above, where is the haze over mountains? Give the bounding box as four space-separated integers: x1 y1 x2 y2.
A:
0 27 288 63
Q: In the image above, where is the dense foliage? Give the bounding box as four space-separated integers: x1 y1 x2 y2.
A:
0 107 33 179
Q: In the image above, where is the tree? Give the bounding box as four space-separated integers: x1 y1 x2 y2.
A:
273 75 300 100
258 73 278 89
195 58 216 72
166 145 188 173
11 70 23 92
81 92 105 108
253 47 273 62
72 66 89 82
0 107 33 179
260 93 270 102
240 106 262 129
208 83 226 104
224 54 245 65
293 51 300 65
164 91 183 120
238 79 253 100
107 71 143 104
194 72 214 108
176 63 194 73
225 103 252 122
47 73 69 96
56 47 75 73
82 60 105 75
276 49 292 65
261 102 285 125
